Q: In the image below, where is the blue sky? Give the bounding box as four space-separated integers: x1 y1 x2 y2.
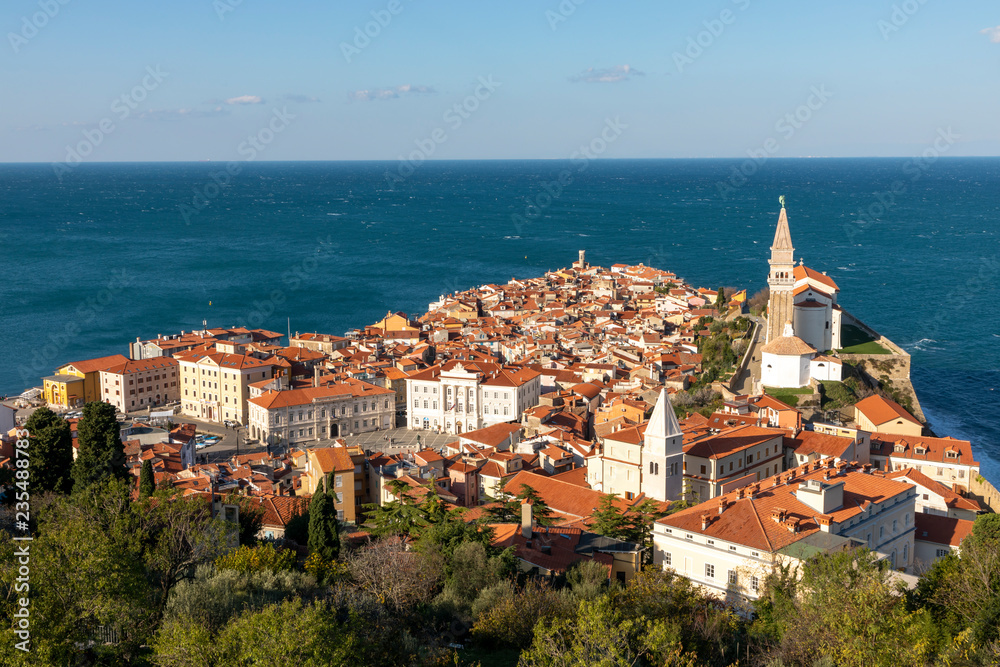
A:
2 0 998 162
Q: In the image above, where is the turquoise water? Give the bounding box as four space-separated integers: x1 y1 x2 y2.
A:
1 158 997 481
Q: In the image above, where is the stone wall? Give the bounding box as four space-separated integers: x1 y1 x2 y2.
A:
839 311 925 422
969 474 1000 514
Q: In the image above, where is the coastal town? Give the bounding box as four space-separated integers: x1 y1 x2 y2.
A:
3 203 996 604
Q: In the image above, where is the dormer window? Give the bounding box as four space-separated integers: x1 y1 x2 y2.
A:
893 444 905 453
946 450 959 459
914 447 926 456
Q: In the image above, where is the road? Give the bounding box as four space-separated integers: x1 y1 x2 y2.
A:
732 316 765 396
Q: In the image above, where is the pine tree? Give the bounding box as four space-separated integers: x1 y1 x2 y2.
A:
139 460 155 498
515 484 554 526
71 401 127 491
589 494 633 541
24 407 73 494
308 477 339 561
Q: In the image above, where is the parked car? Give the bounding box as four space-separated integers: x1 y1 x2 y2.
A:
224 419 240 428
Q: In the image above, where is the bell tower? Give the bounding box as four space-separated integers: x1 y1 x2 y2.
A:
766 197 795 344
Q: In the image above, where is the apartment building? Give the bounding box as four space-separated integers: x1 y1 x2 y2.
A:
99 357 180 412
682 425 786 502
177 351 276 424
653 460 919 601
869 434 980 493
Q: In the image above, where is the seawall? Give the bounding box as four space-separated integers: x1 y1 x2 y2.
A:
839 311 926 423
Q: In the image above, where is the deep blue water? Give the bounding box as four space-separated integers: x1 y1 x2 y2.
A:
1 159 998 482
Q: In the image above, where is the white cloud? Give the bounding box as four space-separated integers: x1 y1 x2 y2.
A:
571 65 645 83
348 84 436 102
981 25 1000 43
225 95 264 105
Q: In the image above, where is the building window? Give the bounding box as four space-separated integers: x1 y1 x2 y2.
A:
729 545 737 552
705 563 715 579
936 549 949 558
728 570 738 585
751 576 759 593
663 552 671 567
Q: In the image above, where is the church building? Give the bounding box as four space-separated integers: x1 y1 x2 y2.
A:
761 201 843 389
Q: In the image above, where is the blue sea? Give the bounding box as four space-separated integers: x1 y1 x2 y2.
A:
1 159 998 482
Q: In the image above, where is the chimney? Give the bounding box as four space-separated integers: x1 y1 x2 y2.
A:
701 513 711 530
862 464 872 474
771 507 787 523
817 514 834 533
313 366 320 388
521 501 533 539
717 499 727 515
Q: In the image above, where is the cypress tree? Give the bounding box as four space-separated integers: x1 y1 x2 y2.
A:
71 401 128 491
24 407 73 494
308 477 339 561
139 459 155 498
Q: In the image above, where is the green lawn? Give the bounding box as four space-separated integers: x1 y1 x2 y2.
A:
764 386 812 406
837 324 891 355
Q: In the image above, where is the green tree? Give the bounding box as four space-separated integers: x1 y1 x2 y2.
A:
24 406 74 494
515 483 554 526
214 543 296 574
589 494 633 541
139 459 155 498
136 489 232 613
308 478 340 561
224 492 266 547
71 401 127 491
758 549 924 667
0 479 158 665
716 286 727 312
154 598 358 667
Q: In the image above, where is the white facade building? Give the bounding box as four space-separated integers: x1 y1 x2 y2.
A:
405 360 541 435
652 461 919 601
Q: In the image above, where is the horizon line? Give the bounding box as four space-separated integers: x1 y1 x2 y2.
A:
1 155 999 166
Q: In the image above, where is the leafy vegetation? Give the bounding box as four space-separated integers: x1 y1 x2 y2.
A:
2 404 998 665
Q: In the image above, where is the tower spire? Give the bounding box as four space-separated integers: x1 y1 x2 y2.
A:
765 198 796 344
771 198 793 252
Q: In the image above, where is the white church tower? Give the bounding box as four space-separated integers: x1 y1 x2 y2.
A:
641 388 685 502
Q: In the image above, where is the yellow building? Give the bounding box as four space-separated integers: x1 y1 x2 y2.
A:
368 311 419 334
44 354 130 409
302 442 367 524
177 351 276 425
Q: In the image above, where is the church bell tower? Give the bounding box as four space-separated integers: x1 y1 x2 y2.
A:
766 197 795 344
